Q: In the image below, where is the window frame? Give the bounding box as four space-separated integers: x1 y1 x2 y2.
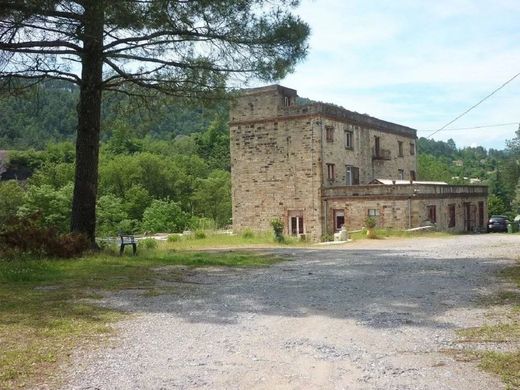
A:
344 130 353 149
326 126 334 142
398 141 404 157
410 142 415 155
448 204 456 228
326 163 335 182
427 205 437 223
346 165 360 185
368 208 380 217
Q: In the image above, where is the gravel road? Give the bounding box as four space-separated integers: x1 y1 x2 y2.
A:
62 234 519 389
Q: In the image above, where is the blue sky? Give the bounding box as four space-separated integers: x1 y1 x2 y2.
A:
279 0 520 149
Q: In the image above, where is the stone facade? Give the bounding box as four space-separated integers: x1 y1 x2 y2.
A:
230 85 487 241
324 184 488 233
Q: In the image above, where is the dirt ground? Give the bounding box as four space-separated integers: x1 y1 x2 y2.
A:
61 234 519 389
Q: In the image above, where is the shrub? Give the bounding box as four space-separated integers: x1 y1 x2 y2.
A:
321 233 334 242
270 218 284 243
140 238 158 249
142 199 188 233
0 213 88 258
194 230 207 239
241 229 254 239
365 216 377 229
167 234 180 242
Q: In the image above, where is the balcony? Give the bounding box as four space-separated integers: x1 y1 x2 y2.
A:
372 147 391 160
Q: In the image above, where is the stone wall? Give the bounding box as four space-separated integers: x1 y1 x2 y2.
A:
229 84 487 242
325 184 488 234
320 118 417 186
230 113 323 240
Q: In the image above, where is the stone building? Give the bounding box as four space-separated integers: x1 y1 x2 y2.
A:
229 85 487 241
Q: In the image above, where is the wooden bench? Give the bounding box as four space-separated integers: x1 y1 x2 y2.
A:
119 234 137 256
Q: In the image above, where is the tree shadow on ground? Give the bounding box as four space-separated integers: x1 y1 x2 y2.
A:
102 247 514 330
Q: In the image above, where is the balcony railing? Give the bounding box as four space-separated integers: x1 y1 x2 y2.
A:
372 147 391 160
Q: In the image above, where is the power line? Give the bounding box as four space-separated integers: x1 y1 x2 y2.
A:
426 71 520 138
418 122 519 132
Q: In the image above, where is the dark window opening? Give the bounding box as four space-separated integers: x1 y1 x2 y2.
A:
374 136 381 157
410 143 415 155
345 130 353 148
398 141 404 157
448 204 456 227
427 205 437 223
478 201 484 226
290 216 304 235
410 170 416 181
334 209 345 231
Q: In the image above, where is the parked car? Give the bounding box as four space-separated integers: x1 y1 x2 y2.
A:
487 215 509 233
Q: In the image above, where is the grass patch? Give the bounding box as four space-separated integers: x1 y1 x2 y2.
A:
0 249 279 389
457 323 520 343
153 230 308 250
453 261 520 389
349 228 454 241
479 351 520 390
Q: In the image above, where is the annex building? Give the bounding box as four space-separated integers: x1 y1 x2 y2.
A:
229 85 488 241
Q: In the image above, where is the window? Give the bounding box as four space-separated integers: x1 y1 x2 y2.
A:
398 169 404 180
288 211 304 235
334 209 345 231
368 209 380 216
326 126 334 142
398 141 404 157
410 142 415 155
326 163 335 181
283 96 291 107
427 205 437 223
448 204 456 227
344 130 353 149
374 136 381 157
346 165 360 185
410 170 416 181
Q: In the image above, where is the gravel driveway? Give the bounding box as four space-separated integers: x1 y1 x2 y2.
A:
63 234 519 389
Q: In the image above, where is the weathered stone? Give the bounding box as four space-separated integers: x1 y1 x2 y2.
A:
230 85 487 241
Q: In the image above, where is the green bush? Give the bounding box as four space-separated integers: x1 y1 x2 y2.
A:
241 229 254 239
140 237 158 249
321 233 334 242
142 199 188 233
194 230 207 239
167 234 181 242
270 218 285 243
365 216 377 229
0 181 25 223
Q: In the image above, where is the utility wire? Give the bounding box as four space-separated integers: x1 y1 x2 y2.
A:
418 122 519 132
426 71 520 138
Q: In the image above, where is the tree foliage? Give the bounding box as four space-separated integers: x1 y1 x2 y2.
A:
0 0 310 244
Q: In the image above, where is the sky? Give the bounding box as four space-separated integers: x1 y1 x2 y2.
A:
278 0 520 149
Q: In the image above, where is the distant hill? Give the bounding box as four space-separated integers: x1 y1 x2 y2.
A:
0 80 228 149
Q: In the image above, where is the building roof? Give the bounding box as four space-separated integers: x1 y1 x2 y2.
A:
237 85 417 138
370 179 448 185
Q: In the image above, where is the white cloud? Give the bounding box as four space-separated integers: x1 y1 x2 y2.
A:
281 0 520 148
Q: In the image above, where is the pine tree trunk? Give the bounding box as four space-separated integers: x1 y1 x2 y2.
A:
70 2 104 247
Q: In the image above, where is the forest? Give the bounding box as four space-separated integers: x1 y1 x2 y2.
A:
1 81 519 237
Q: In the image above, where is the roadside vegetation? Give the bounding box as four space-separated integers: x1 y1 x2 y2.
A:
0 249 280 389
455 261 520 389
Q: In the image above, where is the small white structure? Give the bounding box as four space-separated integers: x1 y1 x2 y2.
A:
334 226 348 241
